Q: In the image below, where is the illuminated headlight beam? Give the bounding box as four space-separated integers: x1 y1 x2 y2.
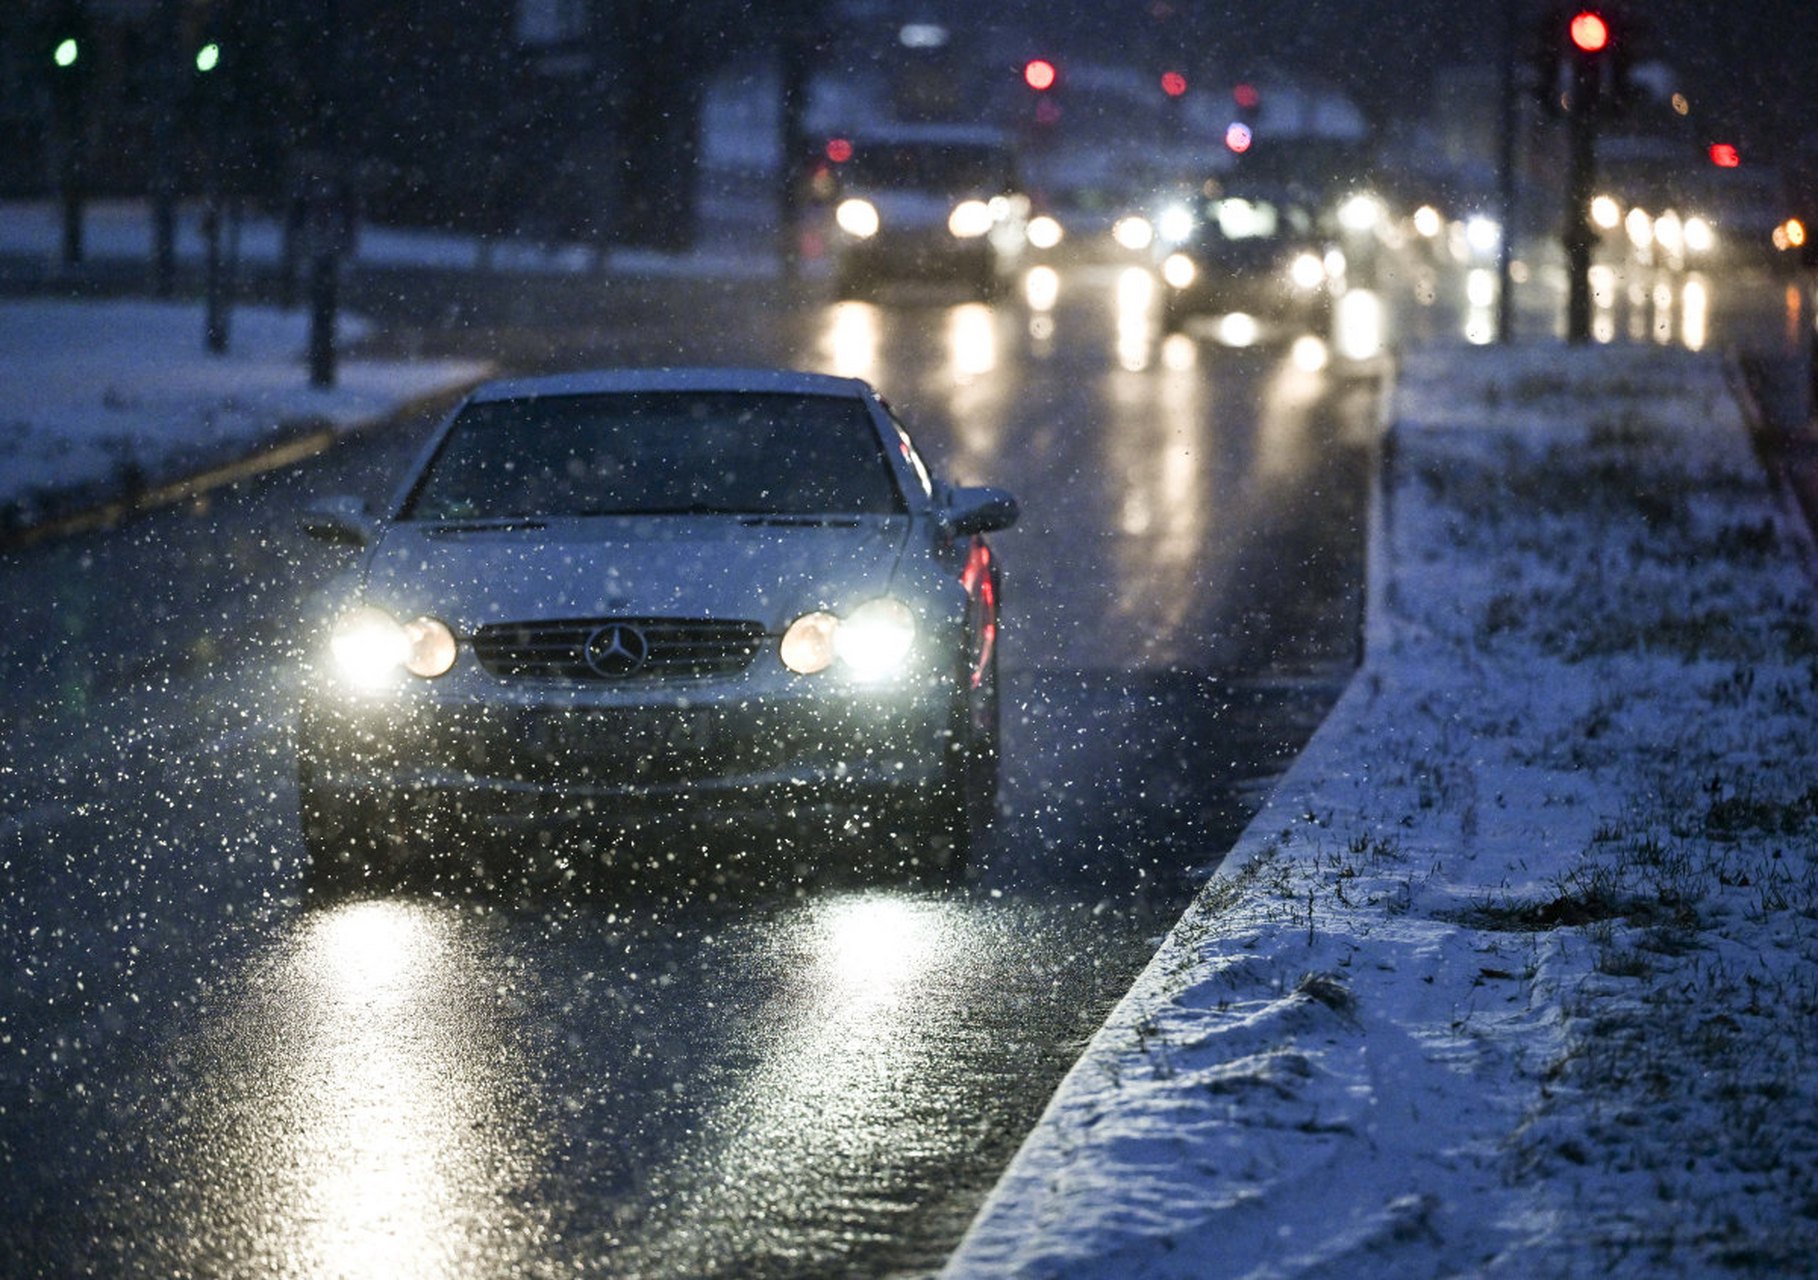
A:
837 199 880 239
329 607 456 686
781 598 917 681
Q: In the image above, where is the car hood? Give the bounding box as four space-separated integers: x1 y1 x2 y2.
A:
358 516 913 633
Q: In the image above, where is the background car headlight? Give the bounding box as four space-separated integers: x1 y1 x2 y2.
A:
781 599 917 679
1288 251 1326 290
1161 252 1197 289
948 199 992 238
330 606 456 686
1157 204 1194 244
1338 193 1384 233
1113 215 1154 251
836 198 879 239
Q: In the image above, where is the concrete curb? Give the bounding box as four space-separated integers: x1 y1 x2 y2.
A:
0 371 491 553
941 354 1401 1276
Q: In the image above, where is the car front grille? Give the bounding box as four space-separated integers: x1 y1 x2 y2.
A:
472 617 768 681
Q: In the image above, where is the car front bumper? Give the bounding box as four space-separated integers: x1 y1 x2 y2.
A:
297 668 959 831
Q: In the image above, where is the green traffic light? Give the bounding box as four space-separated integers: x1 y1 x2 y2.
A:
53 37 79 68
195 41 220 73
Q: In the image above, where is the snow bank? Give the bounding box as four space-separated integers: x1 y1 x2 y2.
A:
0 299 488 530
947 343 1818 1277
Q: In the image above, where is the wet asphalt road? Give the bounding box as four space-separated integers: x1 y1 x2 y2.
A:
0 258 1380 1277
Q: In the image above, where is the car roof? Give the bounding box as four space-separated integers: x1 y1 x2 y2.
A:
466 368 877 403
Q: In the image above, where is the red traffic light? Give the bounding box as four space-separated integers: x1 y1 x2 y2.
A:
1569 11 1609 53
825 137 853 164
1225 122 1254 154
1233 82 1260 109
1709 143 1741 168
1023 59 1057 91
1160 71 1188 98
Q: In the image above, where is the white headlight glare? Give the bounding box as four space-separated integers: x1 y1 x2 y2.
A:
1157 204 1194 244
330 607 457 685
1338 193 1383 233
836 198 880 239
948 199 993 238
1288 251 1326 290
1162 252 1197 289
1026 214 1064 250
330 606 409 688
1113 215 1154 251
834 598 917 679
781 611 839 674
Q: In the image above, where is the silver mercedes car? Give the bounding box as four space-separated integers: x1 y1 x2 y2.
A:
295 368 1017 889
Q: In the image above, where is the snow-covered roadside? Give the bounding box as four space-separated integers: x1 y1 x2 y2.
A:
0 197 782 281
0 299 489 533
947 344 1818 1277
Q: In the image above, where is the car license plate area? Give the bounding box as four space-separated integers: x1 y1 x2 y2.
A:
527 708 714 763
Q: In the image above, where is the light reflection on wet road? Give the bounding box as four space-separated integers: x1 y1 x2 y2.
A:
1 260 1377 1277
105 900 556 1279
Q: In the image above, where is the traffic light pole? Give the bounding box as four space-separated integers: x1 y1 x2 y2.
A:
1564 98 1596 343
1495 0 1519 343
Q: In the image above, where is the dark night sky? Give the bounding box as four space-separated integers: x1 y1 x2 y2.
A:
1037 0 1818 159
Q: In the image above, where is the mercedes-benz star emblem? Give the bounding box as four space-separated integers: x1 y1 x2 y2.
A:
583 623 649 678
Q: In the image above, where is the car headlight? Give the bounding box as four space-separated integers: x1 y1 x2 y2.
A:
948 199 993 238
1157 204 1194 244
837 198 880 239
1161 252 1197 289
329 606 457 687
1113 215 1154 251
1465 215 1502 256
1026 214 1064 250
1683 216 1714 254
781 598 917 680
1288 251 1326 290
1338 193 1384 233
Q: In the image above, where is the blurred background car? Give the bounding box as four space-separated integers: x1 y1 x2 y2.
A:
823 123 1029 297
1152 181 1341 336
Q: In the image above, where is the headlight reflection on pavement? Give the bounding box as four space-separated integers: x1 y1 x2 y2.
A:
103 900 553 1280
819 300 880 379
616 890 985 1274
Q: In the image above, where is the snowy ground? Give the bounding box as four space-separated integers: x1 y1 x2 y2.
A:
0 186 790 532
947 344 1818 1277
0 298 489 531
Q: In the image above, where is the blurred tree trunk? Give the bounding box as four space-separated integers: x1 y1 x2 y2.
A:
605 0 702 252
775 0 823 277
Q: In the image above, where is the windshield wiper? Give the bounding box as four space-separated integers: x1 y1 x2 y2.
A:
572 504 768 517
738 514 864 528
420 515 548 532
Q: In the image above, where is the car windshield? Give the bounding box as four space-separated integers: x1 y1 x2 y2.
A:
846 141 1011 194
400 391 904 520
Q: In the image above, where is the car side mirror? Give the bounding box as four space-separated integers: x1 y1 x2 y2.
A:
298 495 379 547
943 485 1019 537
